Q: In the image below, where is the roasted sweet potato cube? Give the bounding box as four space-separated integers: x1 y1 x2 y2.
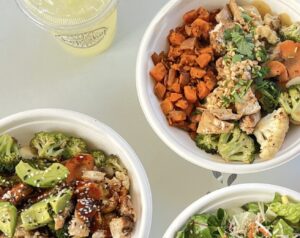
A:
185 103 194 116
150 62 167 82
154 82 166 99
198 7 210 21
191 18 211 39
169 93 183 102
168 31 186 46
168 46 182 59
188 122 197 132
176 99 189 110
197 81 210 99
161 99 174 115
151 52 161 65
167 68 177 87
203 72 217 91
170 82 181 93
190 67 206 79
199 46 214 55
168 110 187 122
179 72 190 86
196 53 212 68
180 54 197 66
183 9 198 24
184 86 197 103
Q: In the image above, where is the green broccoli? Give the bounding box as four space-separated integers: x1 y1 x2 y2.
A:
0 134 21 173
279 85 300 123
30 132 69 161
63 137 88 159
195 134 219 154
255 79 280 113
92 151 126 175
280 22 300 42
218 128 256 163
92 150 107 168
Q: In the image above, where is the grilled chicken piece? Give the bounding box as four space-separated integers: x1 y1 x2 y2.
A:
229 0 245 24
197 111 234 134
119 195 136 221
264 13 281 31
216 5 233 23
1 183 33 206
210 22 235 55
240 111 261 134
235 89 261 116
209 108 242 121
68 213 90 237
109 217 134 238
92 230 110 238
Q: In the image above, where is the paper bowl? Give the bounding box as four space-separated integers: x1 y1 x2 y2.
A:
136 0 300 174
0 108 152 238
163 183 300 237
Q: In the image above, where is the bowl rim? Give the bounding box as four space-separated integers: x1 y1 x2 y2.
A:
0 108 152 238
136 0 300 174
163 183 300 238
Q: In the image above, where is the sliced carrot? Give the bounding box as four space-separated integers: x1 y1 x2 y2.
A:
183 9 198 24
168 31 186 46
279 40 298 59
154 82 166 99
160 99 174 115
198 7 210 21
247 223 256 238
190 67 206 79
258 227 271 237
196 53 212 68
176 99 189 110
150 62 167 82
169 93 183 102
168 110 187 122
266 61 289 83
197 81 210 99
184 86 198 103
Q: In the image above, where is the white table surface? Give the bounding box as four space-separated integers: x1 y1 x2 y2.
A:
1 0 300 237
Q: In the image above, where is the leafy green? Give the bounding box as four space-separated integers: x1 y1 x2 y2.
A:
232 54 243 63
269 202 300 224
255 79 280 113
255 47 268 62
273 219 294 238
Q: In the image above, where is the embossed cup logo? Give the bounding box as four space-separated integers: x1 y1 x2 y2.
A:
55 27 108 48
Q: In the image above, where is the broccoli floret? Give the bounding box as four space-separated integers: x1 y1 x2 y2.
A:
92 150 107 168
279 85 300 124
63 137 88 159
195 134 219 154
218 128 255 163
255 79 280 113
105 155 126 173
0 134 20 173
30 132 69 161
280 22 300 42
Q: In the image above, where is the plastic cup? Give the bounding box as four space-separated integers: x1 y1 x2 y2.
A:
16 0 118 56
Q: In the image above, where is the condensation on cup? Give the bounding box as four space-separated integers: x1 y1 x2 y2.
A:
16 0 118 56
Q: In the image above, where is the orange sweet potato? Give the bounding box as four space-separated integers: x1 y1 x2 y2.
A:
169 93 183 102
198 7 210 21
176 99 189 110
150 62 167 82
191 18 211 39
279 40 298 59
183 9 198 24
161 99 174 115
196 53 212 68
184 86 197 103
168 31 186 46
284 43 300 79
203 71 217 91
168 110 187 122
170 82 181 93
190 67 206 79
154 82 166 99
197 81 210 99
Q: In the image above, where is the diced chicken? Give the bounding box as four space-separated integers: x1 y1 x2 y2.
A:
210 23 235 55
235 89 261 116
92 230 109 238
1 183 33 206
216 5 233 23
197 110 234 134
256 25 279 45
115 171 130 190
101 192 119 214
264 13 281 31
82 170 106 182
119 195 136 221
240 111 261 134
14 226 49 238
54 202 74 230
229 0 245 24
109 217 134 238
242 5 263 25
209 108 242 120
105 177 122 194
68 213 90 237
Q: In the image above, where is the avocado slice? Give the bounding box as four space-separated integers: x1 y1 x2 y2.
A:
49 189 73 214
16 161 69 188
21 189 73 231
21 199 52 230
0 202 17 238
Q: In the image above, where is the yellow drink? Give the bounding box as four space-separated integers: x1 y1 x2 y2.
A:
16 0 118 56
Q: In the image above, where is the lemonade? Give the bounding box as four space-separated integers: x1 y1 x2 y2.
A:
16 0 118 56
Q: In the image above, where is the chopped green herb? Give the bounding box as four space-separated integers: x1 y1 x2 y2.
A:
232 54 243 63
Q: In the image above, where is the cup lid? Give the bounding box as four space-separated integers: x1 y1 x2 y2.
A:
16 0 117 30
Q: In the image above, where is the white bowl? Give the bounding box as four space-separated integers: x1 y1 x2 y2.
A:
163 183 300 238
136 0 300 174
0 108 152 238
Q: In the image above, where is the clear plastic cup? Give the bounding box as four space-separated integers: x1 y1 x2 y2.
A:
16 0 118 56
